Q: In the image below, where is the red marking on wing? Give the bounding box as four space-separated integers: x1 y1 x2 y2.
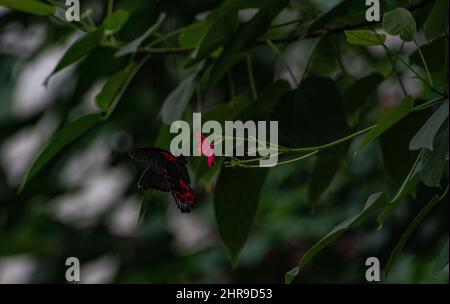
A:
161 151 178 163
173 179 195 205
161 151 186 172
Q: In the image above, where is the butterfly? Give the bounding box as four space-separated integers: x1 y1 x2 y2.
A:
129 147 195 213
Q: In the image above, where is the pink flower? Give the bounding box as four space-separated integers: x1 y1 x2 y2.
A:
195 132 216 168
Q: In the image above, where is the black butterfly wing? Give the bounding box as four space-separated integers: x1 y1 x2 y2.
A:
130 148 186 166
138 165 171 192
169 176 195 213
177 162 191 184
129 147 167 162
130 147 195 213
129 148 167 174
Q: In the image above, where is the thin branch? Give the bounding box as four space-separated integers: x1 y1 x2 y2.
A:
107 0 114 17
381 39 408 96
414 39 434 87
225 95 447 168
137 45 194 54
247 55 258 100
227 71 236 100
267 0 433 43
196 83 202 112
335 35 348 74
130 0 434 55
382 43 445 96
270 18 305 29
266 39 298 86
412 96 448 111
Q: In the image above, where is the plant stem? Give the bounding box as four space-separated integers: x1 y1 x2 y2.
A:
53 0 433 56
275 150 319 166
50 15 85 32
335 35 349 75
107 0 117 44
226 95 446 168
393 42 408 96
103 55 151 119
229 150 319 168
266 39 298 86
107 0 114 17
247 55 258 100
412 96 447 111
227 71 236 100
292 125 376 153
301 37 321 81
383 43 444 96
196 84 202 112
371 27 407 95
270 18 304 28
414 39 434 87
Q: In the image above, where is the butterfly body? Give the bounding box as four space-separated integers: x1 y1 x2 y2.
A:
129 148 195 213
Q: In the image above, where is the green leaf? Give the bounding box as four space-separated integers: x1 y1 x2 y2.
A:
186 7 239 67
356 96 414 155
202 95 249 124
284 267 300 285
307 0 353 33
45 28 104 85
115 13 166 57
0 0 55 16
95 57 149 117
424 0 449 41
385 193 445 280
336 71 358 92
304 36 339 77
96 69 130 112
343 73 383 126
410 37 447 93
286 192 387 283
420 122 449 187
237 80 291 121
409 101 449 151
344 30 386 46
195 158 224 191
18 113 103 193
308 155 342 210
380 109 430 184
377 154 422 227
178 21 210 47
103 9 129 36
274 77 349 148
432 239 449 279
138 192 152 222
214 167 269 265
160 65 202 124
383 8 416 42
209 0 288 86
